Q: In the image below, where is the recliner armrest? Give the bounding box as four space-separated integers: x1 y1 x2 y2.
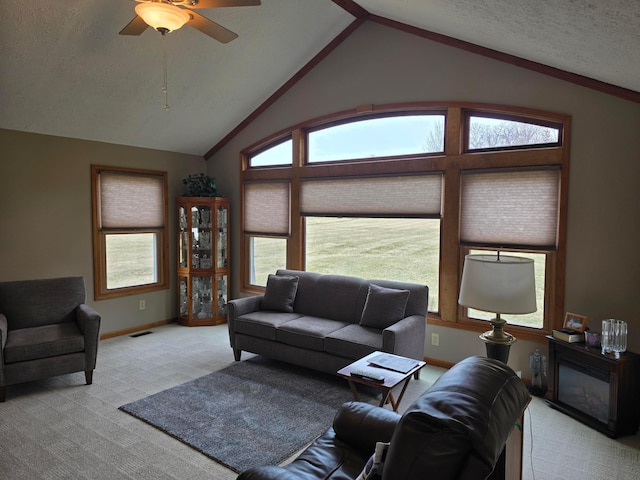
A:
332 401 400 454
237 466 301 480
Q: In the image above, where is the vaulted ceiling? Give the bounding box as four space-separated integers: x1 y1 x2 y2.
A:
2 0 638 156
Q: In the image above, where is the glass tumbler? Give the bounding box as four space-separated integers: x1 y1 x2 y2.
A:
611 320 628 359
601 319 613 355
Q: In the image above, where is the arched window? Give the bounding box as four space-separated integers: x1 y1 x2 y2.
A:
240 103 569 338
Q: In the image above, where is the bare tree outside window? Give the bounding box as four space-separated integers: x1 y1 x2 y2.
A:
468 117 559 150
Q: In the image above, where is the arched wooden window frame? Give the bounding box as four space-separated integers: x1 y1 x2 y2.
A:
239 102 570 341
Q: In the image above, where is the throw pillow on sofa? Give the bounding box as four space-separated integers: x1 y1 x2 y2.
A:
359 284 410 329
261 274 299 313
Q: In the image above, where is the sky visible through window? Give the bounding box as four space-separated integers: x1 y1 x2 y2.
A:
309 115 444 162
250 139 293 167
249 115 445 167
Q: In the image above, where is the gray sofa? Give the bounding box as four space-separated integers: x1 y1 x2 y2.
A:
0 276 101 401
227 269 428 375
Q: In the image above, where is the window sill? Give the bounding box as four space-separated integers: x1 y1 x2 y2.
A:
427 313 549 344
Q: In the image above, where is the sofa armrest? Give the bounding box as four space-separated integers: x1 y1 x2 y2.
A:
382 314 426 360
0 313 6 365
332 401 400 454
227 295 263 346
76 304 101 370
0 313 7 349
227 295 264 319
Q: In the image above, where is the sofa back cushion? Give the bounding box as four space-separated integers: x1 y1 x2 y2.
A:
276 270 428 325
0 277 85 330
278 269 364 323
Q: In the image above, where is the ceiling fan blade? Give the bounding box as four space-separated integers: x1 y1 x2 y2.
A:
187 0 260 9
119 15 149 36
187 11 238 43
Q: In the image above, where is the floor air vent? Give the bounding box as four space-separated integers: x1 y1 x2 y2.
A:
130 331 153 338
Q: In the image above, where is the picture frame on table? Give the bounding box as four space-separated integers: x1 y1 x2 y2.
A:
563 312 588 333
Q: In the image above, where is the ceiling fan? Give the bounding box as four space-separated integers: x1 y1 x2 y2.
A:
119 0 261 43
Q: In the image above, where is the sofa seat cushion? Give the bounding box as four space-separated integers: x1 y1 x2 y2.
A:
235 312 303 341
4 322 85 364
276 316 351 352
325 324 382 359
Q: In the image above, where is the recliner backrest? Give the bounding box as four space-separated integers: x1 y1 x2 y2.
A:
382 356 531 480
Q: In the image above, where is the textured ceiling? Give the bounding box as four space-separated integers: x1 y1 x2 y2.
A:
359 0 640 93
1 0 638 156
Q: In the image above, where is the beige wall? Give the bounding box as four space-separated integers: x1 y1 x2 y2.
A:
0 129 205 334
206 21 640 374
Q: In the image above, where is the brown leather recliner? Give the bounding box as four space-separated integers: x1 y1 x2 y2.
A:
238 355 531 480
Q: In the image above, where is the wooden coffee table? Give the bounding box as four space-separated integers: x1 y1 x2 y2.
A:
337 351 426 412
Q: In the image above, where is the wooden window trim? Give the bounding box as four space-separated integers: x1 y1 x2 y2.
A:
91 165 170 300
239 102 570 337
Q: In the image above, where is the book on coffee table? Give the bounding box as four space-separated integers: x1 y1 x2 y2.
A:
368 353 419 374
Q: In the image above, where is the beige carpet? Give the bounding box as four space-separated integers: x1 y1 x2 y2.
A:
0 323 638 479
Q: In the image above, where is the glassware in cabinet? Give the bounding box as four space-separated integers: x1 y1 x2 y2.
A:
179 276 189 318
216 204 228 268
191 205 213 269
217 274 228 317
176 197 230 326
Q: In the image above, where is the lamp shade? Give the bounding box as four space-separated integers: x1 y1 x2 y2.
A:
135 2 190 32
458 254 536 314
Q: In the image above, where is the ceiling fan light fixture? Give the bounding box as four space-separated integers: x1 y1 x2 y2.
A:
135 2 190 33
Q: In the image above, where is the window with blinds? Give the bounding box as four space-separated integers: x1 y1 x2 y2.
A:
91 166 169 300
243 181 290 235
99 173 165 229
460 168 560 248
300 174 442 217
239 103 569 333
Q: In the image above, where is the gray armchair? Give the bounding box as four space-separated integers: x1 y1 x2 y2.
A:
0 276 101 402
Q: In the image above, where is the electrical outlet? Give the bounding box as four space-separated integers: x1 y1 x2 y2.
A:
431 333 440 347
139 300 146 311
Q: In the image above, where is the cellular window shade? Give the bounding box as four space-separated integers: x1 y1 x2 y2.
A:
460 169 560 247
300 175 442 216
244 181 290 235
100 173 165 229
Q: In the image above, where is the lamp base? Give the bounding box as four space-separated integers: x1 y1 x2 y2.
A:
482 339 514 363
480 315 516 363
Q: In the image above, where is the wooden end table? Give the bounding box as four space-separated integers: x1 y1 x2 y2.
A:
337 351 426 412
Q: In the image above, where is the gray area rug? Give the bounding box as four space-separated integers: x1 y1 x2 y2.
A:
119 356 376 473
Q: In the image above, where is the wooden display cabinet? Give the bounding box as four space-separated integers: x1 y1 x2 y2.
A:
177 197 229 326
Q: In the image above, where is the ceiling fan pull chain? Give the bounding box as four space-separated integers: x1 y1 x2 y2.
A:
162 32 170 111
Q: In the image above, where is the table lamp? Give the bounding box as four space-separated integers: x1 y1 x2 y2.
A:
458 253 536 363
